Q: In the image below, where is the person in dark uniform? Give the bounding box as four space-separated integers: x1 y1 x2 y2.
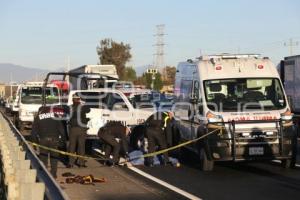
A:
144 111 174 166
67 94 90 168
98 121 130 166
31 106 66 178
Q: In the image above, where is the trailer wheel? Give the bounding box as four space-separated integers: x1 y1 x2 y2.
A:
199 147 214 171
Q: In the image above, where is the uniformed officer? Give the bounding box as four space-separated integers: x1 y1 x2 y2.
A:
98 121 130 166
144 111 174 166
67 94 90 168
31 106 66 178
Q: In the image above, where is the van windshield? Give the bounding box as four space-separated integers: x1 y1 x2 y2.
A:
204 78 286 111
21 87 59 104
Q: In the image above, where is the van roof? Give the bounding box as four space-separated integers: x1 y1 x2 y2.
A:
199 53 261 61
178 54 279 80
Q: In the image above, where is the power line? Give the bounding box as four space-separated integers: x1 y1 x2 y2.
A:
153 24 166 76
284 38 299 56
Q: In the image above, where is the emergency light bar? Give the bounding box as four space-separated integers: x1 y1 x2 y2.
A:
200 54 261 61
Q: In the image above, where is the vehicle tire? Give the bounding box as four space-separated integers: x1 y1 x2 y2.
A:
281 159 292 169
199 147 214 171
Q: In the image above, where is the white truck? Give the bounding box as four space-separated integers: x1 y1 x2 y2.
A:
10 85 22 124
174 54 297 171
17 82 60 132
66 88 155 139
69 65 119 90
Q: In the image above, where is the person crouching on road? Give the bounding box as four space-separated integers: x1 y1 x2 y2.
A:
98 121 130 166
67 94 90 168
31 106 66 178
144 111 174 167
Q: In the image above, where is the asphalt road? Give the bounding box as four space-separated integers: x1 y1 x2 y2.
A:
137 149 300 200
2 110 186 200
5 108 300 200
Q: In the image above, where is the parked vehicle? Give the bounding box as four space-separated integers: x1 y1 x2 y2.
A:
280 55 300 132
10 85 21 124
131 91 173 111
42 72 155 140
68 65 119 90
17 82 60 132
66 89 154 139
174 54 297 171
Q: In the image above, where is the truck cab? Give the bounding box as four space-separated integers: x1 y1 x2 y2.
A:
174 54 297 171
17 82 60 132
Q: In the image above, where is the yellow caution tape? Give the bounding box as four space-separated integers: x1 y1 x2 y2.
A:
27 127 222 163
27 141 107 161
137 128 222 159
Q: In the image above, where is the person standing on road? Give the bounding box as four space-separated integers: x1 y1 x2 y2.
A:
98 121 130 166
144 111 174 166
31 106 66 178
67 94 90 168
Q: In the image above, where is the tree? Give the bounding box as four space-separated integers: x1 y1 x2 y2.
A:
123 67 137 81
162 66 176 85
153 72 163 91
96 39 132 79
140 72 152 89
139 72 163 90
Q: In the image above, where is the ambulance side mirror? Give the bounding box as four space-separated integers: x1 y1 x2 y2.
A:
198 104 203 115
190 80 200 104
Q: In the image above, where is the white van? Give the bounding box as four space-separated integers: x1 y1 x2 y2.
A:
17 82 60 131
174 54 297 171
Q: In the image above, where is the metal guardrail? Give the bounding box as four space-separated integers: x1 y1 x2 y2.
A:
0 112 69 200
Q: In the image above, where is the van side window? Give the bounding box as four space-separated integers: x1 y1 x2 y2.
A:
180 80 193 101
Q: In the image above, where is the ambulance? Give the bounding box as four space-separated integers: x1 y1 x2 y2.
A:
174 54 297 171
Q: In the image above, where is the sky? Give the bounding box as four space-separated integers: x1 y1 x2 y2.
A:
0 0 300 70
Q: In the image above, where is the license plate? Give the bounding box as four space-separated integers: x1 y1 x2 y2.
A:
249 147 264 155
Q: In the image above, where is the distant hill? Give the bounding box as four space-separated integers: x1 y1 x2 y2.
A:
0 63 50 84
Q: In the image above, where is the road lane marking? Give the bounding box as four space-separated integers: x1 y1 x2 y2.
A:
128 166 202 200
272 160 300 168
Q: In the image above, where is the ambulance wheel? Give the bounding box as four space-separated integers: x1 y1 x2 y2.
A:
199 147 214 171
